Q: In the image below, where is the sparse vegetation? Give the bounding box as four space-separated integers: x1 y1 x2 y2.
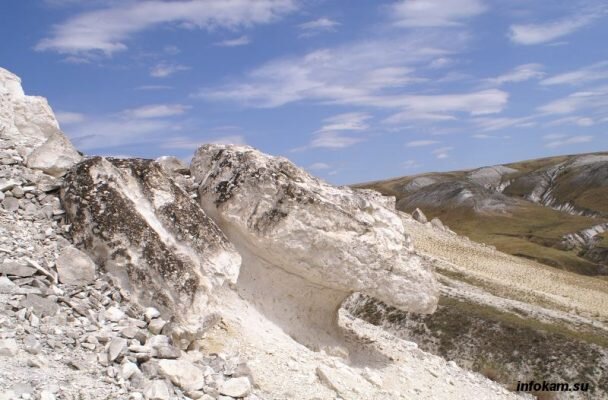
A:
357 152 608 276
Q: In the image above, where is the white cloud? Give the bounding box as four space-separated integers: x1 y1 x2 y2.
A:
150 63 189 78
472 134 492 139
545 116 594 127
308 162 331 171
317 112 371 132
198 31 471 109
36 0 297 55
200 39 507 115
540 61 608 86
136 85 173 91
390 0 486 27
66 118 177 151
310 132 364 149
214 35 251 47
209 135 246 145
298 17 340 36
544 135 593 148
509 12 601 45
538 86 608 115
307 112 370 150
384 111 457 124
402 159 421 169
432 146 453 159
388 90 508 117
428 57 453 69
161 135 246 150
163 45 180 55
543 133 567 140
406 140 440 147
484 63 545 86
56 111 85 125
473 115 537 131
122 104 190 119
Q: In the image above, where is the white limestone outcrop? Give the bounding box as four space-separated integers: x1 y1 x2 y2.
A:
191 144 438 349
0 67 81 176
60 157 241 328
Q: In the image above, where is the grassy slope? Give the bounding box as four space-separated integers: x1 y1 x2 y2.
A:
346 217 608 398
356 153 608 276
410 203 603 275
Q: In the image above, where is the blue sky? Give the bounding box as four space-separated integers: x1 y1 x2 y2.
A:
1 0 607 184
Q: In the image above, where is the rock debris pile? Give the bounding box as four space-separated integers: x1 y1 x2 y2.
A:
1 66 530 400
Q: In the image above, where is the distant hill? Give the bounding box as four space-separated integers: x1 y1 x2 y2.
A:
356 152 608 276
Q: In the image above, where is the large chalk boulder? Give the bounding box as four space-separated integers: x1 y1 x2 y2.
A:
61 157 241 325
191 144 438 348
0 67 81 176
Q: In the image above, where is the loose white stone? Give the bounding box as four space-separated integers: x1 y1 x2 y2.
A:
104 306 126 322
108 337 128 362
55 246 96 286
0 339 18 357
143 380 171 400
219 377 252 398
122 361 141 380
39 391 55 400
158 359 205 391
148 318 166 335
144 307 161 321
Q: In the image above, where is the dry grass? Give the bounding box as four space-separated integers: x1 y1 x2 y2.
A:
356 151 608 276
402 216 608 320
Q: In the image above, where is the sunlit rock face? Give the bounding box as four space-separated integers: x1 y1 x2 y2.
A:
0 67 81 176
61 157 241 325
191 144 438 348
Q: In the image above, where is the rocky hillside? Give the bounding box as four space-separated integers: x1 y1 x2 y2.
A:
350 154 608 399
358 153 608 276
0 66 530 400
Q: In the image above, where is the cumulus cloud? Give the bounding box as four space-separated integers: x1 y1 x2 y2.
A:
36 0 297 55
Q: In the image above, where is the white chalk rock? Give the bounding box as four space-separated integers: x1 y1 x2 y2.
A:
143 380 172 400
55 246 96 286
192 145 438 347
157 359 205 391
155 156 189 176
0 67 81 176
61 157 241 326
219 377 251 397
